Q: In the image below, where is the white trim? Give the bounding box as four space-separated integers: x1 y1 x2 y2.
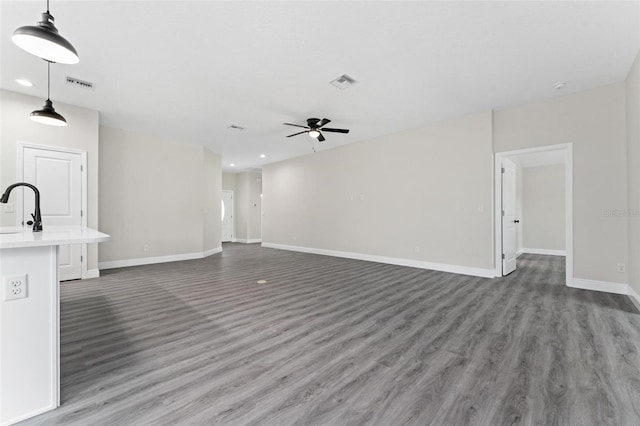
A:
520 248 566 256
516 249 524 257
237 238 262 244
569 278 629 295
494 143 573 285
4 404 57 426
262 242 495 278
569 279 640 311
203 247 223 257
99 247 222 270
84 269 100 279
627 285 640 311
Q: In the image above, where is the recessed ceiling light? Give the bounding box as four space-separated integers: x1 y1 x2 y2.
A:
260 154 266 158
16 78 34 87
553 81 567 90
230 163 235 167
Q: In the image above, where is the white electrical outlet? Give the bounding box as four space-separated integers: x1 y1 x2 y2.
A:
3 274 28 301
617 263 626 273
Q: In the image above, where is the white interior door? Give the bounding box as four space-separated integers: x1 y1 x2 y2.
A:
221 190 234 242
23 147 83 281
502 158 518 275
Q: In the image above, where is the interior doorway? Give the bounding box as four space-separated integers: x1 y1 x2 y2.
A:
221 190 234 242
494 143 573 285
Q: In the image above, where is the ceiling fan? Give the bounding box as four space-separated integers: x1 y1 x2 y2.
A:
283 118 349 142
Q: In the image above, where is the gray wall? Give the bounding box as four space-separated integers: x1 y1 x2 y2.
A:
627 52 640 298
264 81 631 287
98 126 221 265
494 82 628 285
263 111 494 273
0 89 100 272
522 164 565 252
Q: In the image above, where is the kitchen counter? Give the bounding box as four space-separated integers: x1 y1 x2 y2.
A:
0 225 109 249
0 226 110 425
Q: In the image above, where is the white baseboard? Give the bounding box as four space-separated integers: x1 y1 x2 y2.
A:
627 284 640 310
85 269 100 279
569 277 629 295
521 248 566 256
4 403 56 426
261 242 495 278
203 247 223 257
236 238 262 244
99 247 222 270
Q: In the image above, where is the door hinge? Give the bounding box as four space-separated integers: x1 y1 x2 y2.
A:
502 254 505 259
80 210 83 217
502 210 505 216
81 255 83 262
501 167 505 173
80 165 84 172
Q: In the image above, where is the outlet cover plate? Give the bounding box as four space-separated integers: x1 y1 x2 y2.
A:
3 274 28 301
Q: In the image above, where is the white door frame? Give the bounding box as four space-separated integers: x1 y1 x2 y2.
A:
18 142 89 279
494 143 573 285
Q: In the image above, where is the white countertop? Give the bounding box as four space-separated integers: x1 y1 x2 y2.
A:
0 226 110 249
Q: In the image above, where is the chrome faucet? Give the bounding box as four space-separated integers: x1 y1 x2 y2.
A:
0 183 43 232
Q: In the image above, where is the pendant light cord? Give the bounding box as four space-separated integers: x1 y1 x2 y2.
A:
46 0 50 13
47 61 51 100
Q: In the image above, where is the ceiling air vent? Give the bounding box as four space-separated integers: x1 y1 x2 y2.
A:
66 76 94 90
227 125 246 131
329 74 357 90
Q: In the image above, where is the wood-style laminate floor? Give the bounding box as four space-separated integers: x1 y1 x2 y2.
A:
20 244 640 426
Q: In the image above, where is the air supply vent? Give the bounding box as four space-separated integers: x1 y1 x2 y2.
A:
66 76 94 90
329 74 357 90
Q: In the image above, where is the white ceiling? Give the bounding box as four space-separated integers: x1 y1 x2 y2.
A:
1 1 639 172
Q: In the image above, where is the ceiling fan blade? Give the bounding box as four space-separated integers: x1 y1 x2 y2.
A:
284 123 310 129
317 132 326 142
318 118 331 128
321 127 350 134
287 131 308 138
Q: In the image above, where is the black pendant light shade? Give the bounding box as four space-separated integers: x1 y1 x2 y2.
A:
12 4 79 64
30 62 67 127
30 99 67 126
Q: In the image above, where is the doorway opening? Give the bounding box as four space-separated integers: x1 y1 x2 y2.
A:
221 190 234 242
494 143 573 285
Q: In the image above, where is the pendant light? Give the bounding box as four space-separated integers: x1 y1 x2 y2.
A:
30 62 67 127
12 0 79 64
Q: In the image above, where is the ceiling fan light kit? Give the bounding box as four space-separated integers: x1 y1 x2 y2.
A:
14 0 79 126
283 118 350 144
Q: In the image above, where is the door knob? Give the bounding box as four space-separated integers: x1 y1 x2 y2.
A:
514 220 520 223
